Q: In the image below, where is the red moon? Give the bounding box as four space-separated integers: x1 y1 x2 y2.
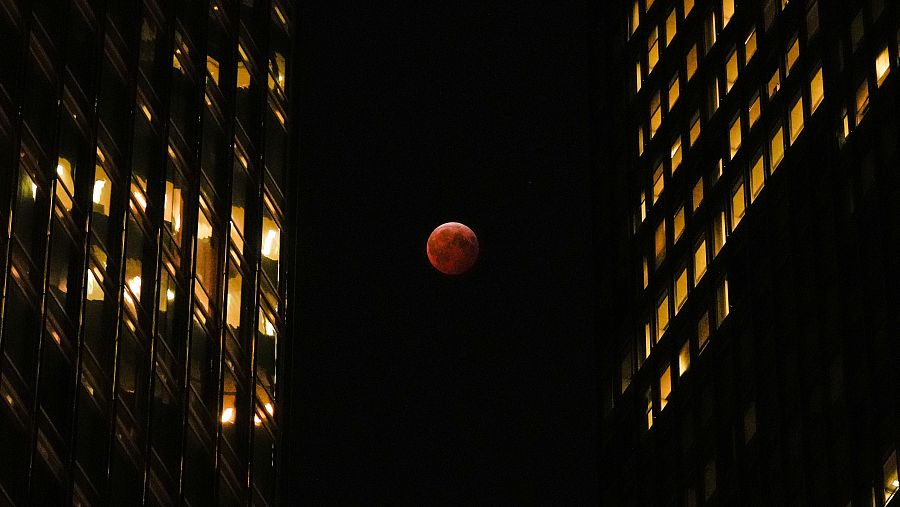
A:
426 222 479 275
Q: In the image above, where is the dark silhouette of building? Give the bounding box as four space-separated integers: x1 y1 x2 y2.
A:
0 0 296 504
598 0 899 505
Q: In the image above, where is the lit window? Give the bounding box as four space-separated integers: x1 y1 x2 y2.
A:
716 277 730 327
850 13 863 53
638 125 645 156
789 95 804 144
692 178 704 211
687 44 699 81
666 9 677 45
673 206 685 243
729 116 742 158
621 349 633 393
684 0 694 17
785 37 800 74
635 61 642 93
883 451 899 503
644 321 653 361
713 210 726 256
855 80 869 124
810 67 824 114
639 191 648 224
693 238 707 284
806 2 819 39
55 158 75 212
630 0 640 35
689 111 701 146
698 311 710 351
726 50 738 93
642 256 650 289
648 27 660 73
207 56 220 85
657 292 670 339
645 389 654 430
705 12 717 50
745 30 757 62
261 217 281 261
841 107 850 143
671 137 683 172
748 94 761 128
750 154 765 202
767 69 781 98
769 125 784 171
659 365 672 410
646 0 654 10
669 75 680 108
650 92 662 137
731 180 745 229
722 0 734 27
875 46 890 87
708 77 720 115
655 219 667 267
675 267 688 311
679 340 691 376
652 161 665 204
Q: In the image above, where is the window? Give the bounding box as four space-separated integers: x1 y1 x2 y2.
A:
648 27 660 73
671 137 683 172
722 0 734 27
659 365 672 410
642 256 649 289
689 111 701 146
657 292 670 339
678 340 691 376
645 389 654 430
630 0 640 35
850 13 864 53
635 61 643 92
883 451 899 503
785 37 800 74
716 277 730 327
643 321 653 361
673 206 685 242
666 9 677 45
684 0 694 17
675 267 688 311
810 66 824 114
763 0 776 31
687 44 699 81
650 92 662 137
769 125 784 171
692 178 704 211
669 75 680 108
638 125 645 156
638 192 648 227
713 210 726 255
726 50 738 92
743 403 757 443
731 180 745 228
789 95 804 143
875 46 890 87
705 12 717 50
708 77 720 116
655 219 667 266
693 238 707 284
621 349 634 393
704 459 717 500
745 30 757 62
855 80 869 124
806 2 819 39
698 311 710 351
652 161 665 204
748 94 761 128
729 115 742 158
750 153 765 202
767 69 781 98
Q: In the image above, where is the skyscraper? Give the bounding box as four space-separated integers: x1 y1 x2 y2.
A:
599 0 899 505
0 0 296 504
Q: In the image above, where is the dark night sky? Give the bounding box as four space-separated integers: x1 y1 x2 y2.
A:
290 1 597 503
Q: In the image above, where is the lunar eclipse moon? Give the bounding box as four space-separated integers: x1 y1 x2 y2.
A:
426 222 479 275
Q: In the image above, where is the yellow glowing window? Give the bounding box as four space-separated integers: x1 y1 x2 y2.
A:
713 210 726 256
729 116 741 158
698 311 710 351
726 50 738 93
656 292 670 339
54 158 74 212
655 220 667 267
92 165 111 216
207 56 220 85
642 256 649 289
652 161 664 204
650 92 662 137
673 206 685 243
731 181 745 229
705 12 717 50
875 46 890 87
810 67 824 114
630 1 640 35
666 10 677 45
644 321 653 361
659 365 672 410
856 80 870 125
883 451 899 503
646 0 654 10
767 69 781 98
684 0 694 17
671 137 683 172
745 30 757 62
687 45 698 81
769 126 784 171
675 267 688 311
645 390 653 429
638 125 644 156
648 27 659 73
723 1 734 27
635 61 642 93
750 154 765 203
261 217 281 261
678 340 691 377
692 178 704 211
748 94 760 129
689 112 701 146
785 37 800 74
716 278 730 327
669 75 680 108
693 238 707 284
789 95 804 144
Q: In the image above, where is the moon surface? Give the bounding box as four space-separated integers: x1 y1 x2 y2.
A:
426 222 479 275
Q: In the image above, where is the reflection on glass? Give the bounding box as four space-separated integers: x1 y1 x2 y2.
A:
56 158 75 211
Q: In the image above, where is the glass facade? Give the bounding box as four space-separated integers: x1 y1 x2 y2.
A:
0 0 295 504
